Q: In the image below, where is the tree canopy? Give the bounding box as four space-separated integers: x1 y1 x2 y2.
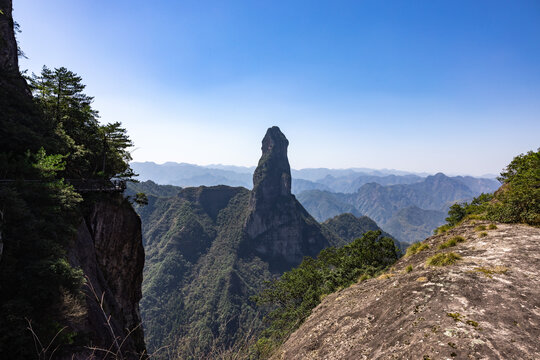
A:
436 148 540 233
0 64 136 358
29 66 135 180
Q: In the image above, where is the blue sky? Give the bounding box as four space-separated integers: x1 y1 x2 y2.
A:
14 0 540 176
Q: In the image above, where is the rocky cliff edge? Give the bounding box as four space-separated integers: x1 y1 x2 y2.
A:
274 221 540 359
67 194 146 359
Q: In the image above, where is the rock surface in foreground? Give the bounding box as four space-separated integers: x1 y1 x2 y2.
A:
274 221 540 360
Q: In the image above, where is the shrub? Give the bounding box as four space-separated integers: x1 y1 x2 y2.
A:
488 149 540 225
474 225 487 231
488 224 497 230
434 224 452 235
426 252 462 267
377 273 396 280
437 148 539 233
406 242 430 257
438 236 465 250
479 232 488 237
405 265 413 273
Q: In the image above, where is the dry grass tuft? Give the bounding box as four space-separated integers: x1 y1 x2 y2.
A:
406 242 430 257
474 266 509 278
426 252 462 267
438 236 465 250
377 273 396 280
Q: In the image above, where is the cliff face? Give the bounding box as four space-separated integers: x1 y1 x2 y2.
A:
1 2 145 356
0 0 43 155
245 127 333 269
67 194 146 358
274 221 540 359
0 0 19 72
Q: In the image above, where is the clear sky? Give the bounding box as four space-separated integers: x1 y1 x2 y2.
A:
14 0 540 176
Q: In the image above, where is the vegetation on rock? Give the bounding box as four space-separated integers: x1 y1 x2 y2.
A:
405 242 430 257
425 252 462 267
0 3 138 356
438 236 465 250
435 148 539 234
253 230 399 357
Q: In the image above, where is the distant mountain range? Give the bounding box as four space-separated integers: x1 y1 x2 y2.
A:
131 162 500 244
297 173 500 243
131 161 499 195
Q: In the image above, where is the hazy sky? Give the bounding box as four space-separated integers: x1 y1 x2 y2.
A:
14 0 540 176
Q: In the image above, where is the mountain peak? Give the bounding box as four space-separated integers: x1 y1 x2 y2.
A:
245 126 332 269
252 126 291 200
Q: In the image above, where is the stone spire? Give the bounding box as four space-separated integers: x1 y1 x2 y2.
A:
244 127 331 270
251 126 292 206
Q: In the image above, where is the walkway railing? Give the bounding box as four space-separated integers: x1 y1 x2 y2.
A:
0 179 126 193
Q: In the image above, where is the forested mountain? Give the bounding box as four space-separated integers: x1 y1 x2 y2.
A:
321 213 407 251
298 173 494 243
135 127 351 358
131 162 498 245
295 190 362 222
316 173 424 193
291 178 332 193
383 206 447 244
132 162 253 188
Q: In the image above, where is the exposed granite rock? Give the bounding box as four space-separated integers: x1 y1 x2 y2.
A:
0 0 44 155
67 194 145 359
273 221 540 359
251 126 292 202
244 127 334 271
0 0 19 73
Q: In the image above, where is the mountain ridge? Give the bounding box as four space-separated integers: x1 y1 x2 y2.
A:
131 161 499 194
297 173 494 243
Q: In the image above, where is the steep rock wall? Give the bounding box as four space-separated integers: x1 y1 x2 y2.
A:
244 126 334 270
67 194 146 359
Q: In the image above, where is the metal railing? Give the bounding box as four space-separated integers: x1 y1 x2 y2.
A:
0 179 126 193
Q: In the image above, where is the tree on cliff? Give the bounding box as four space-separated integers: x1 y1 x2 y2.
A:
1 3 140 356
29 66 135 180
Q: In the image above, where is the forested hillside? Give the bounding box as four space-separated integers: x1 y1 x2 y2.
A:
0 2 144 357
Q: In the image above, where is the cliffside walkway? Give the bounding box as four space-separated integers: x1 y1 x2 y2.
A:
0 179 126 193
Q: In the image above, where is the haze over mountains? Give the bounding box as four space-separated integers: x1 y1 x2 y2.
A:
131 162 500 243
132 161 497 193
